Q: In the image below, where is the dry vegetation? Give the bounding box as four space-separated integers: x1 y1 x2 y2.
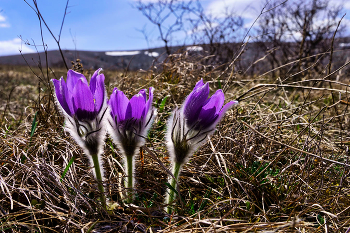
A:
0 45 350 233
2 0 350 231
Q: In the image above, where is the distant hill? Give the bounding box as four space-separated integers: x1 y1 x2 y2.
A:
0 47 170 71
0 39 349 73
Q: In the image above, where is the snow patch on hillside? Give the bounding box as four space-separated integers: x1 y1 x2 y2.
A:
105 51 140 56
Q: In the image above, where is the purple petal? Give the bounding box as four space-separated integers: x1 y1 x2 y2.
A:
89 68 102 94
66 70 88 92
197 107 217 128
139 89 147 102
193 79 205 91
183 82 209 126
204 90 225 115
92 73 105 113
183 80 204 107
138 89 147 118
109 88 129 122
52 77 72 116
125 92 146 120
214 100 238 125
144 87 154 119
196 90 225 127
72 79 95 120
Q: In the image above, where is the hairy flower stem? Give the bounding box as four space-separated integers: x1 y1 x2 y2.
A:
91 154 106 209
126 155 134 203
167 162 182 214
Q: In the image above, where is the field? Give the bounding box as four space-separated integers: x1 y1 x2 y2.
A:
1 50 350 233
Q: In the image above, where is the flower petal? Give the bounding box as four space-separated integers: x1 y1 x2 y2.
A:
52 77 72 116
67 70 88 92
109 88 129 122
204 90 225 115
108 89 117 118
72 79 95 120
196 90 224 127
197 107 217 128
125 92 146 120
92 72 105 113
144 87 154 119
140 89 147 102
89 68 102 94
183 82 209 126
193 79 205 91
214 100 238 125
182 80 204 108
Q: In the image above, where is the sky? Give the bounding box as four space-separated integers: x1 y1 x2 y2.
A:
0 0 349 56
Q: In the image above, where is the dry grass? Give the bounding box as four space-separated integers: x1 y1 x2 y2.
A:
1 50 350 232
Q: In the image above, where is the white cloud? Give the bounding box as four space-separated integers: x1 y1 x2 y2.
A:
131 0 190 2
0 23 10 28
0 14 5 22
0 38 35 56
314 17 350 31
345 2 350 10
206 0 258 20
188 22 220 35
0 13 10 27
331 0 350 10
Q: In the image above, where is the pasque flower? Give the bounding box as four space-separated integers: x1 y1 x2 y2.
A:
52 69 108 208
165 80 238 213
108 87 156 202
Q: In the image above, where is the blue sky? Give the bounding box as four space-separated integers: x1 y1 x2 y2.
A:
0 0 349 56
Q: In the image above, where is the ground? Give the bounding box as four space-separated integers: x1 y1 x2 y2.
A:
1 52 350 232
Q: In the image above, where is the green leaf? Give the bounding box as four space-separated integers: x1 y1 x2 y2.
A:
217 79 222 89
21 155 26 164
30 112 38 139
245 201 251 210
165 182 185 205
165 182 178 195
86 219 99 233
60 156 76 182
317 214 324 225
159 95 169 112
198 188 211 211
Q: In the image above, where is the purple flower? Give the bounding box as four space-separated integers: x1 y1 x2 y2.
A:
165 80 237 213
183 80 237 131
52 68 108 208
166 79 238 165
108 87 156 202
108 87 156 157
52 69 105 121
52 69 108 156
